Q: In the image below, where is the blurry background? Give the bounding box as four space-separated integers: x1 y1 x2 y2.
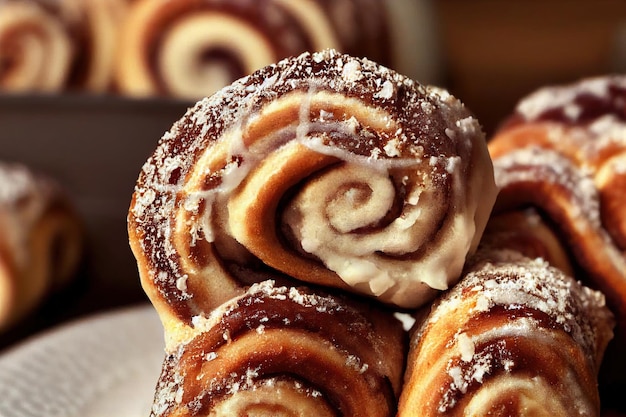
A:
2 0 626 348
437 0 626 135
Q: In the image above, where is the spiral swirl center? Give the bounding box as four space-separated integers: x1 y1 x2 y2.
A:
324 167 394 234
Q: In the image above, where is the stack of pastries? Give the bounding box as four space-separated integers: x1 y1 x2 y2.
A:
0 0 435 100
128 50 623 416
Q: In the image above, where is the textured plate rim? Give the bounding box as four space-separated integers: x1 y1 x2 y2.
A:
0 304 164 417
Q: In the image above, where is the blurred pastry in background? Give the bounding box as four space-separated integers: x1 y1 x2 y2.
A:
114 0 440 100
62 0 128 92
0 162 84 331
1 0 441 99
0 0 73 93
0 0 127 94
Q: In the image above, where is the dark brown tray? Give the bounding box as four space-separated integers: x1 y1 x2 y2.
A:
0 94 192 347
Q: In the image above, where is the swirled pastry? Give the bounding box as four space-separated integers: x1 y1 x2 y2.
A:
398 249 614 417
0 0 126 93
0 162 83 330
487 76 626 384
114 0 430 100
150 280 406 417
127 50 497 333
0 0 73 92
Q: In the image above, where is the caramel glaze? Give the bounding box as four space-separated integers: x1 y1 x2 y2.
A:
500 77 626 130
482 210 576 278
446 335 596 416
441 342 581 414
490 76 626 253
151 281 406 417
489 157 624 302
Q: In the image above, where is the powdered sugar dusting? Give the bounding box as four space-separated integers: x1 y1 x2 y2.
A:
509 75 626 159
491 75 626 329
516 75 626 122
430 251 610 353
248 280 344 313
188 280 350 339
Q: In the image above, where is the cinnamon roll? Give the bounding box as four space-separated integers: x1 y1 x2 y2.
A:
114 0 425 100
0 162 83 330
150 280 406 417
0 0 126 93
487 76 626 367
398 249 614 417
127 50 497 328
0 0 74 92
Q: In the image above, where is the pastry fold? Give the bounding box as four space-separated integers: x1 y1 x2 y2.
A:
398 249 614 417
150 280 406 417
127 50 496 334
0 162 83 330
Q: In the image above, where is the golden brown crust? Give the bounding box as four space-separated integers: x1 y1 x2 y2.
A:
127 50 497 332
150 280 406 417
0 162 83 330
398 249 614 417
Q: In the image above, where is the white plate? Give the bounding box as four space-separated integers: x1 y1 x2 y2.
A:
0 305 165 417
